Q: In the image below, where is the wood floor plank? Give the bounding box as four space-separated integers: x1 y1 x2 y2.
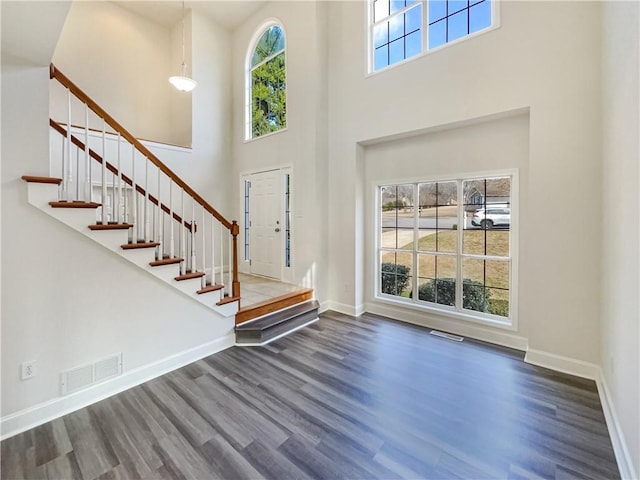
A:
0 311 621 480
39 451 83 480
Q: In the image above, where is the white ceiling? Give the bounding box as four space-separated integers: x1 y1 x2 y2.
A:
112 1 268 31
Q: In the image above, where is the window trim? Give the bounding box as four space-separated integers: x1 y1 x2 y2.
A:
245 19 288 141
366 0 501 75
373 169 518 331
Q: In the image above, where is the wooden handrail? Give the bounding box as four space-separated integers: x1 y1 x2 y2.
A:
50 119 195 232
50 64 231 230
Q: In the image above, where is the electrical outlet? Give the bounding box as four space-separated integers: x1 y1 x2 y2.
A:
21 360 36 380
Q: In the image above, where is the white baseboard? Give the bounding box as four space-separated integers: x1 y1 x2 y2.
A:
325 301 365 317
596 371 638 480
0 334 235 440
365 301 528 351
318 300 331 314
524 348 600 380
524 350 637 479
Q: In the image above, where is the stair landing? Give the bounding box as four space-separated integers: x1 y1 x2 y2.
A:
235 274 317 345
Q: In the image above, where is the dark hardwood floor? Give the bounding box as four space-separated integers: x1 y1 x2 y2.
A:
1 311 620 480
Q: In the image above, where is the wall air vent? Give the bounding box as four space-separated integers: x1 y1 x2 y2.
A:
61 353 123 395
429 330 464 342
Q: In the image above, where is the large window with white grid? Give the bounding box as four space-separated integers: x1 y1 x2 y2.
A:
377 173 516 326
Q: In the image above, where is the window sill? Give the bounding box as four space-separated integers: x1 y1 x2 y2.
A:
243 127 288 144
374 293 516 331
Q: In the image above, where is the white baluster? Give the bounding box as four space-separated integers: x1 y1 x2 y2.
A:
59 137 64 200
85 104 91 203
130 146 136 242
170 181 175 259
64 87 71 201
201 206 206 288
180 188 186 274
191 198 196 273
144 157 149 242
75 135 80 201
116 133 122 224
220 226 224 293
210 215 215 288
101 120 107 223
156 171 162 259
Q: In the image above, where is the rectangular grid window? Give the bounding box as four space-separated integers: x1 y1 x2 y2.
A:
378 175 513 324
370 0 494 72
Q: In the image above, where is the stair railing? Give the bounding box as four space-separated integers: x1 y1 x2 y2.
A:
48 64 240 300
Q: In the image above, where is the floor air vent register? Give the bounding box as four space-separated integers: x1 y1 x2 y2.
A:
429 330 464 342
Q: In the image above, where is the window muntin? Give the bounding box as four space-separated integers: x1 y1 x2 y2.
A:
248 25 286 139
370 0 494 72
285 173 291 268
378 175 513 323
244 180 251 261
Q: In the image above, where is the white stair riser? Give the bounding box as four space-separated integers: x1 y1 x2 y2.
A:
25 182 239 317
146 263 182 282
26 183 60 207
215 301 240 318
120 248 157 267
195 289 223 306
171 277 204 296
46 207 98 233
86 229 130 251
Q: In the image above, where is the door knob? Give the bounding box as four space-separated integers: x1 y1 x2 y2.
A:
275 228 281 232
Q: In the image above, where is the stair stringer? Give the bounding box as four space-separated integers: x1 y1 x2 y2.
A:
24 181 239 318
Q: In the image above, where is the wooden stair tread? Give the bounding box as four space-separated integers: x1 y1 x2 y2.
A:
22 175 63 185
217 295 240 306
121 242 160 250
235 288 313 325
50 201 101 209
174 271 205 281
197 284 224 295
89 223 133 230
149 257 184 267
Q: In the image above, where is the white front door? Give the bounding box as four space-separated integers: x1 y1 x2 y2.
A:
249 170 282 279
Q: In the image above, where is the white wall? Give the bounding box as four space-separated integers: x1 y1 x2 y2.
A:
187 9 233 215
231 2 329 302
52 2 186 146
601 1 640 476
327 1 603 363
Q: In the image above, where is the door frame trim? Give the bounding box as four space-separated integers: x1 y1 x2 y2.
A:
239 166 294 283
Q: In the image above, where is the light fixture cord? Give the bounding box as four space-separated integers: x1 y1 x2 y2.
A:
181 0 186 74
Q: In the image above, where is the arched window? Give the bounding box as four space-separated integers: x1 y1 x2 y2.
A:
246 23 287 139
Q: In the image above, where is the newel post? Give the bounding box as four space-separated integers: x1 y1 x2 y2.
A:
231 221 240 299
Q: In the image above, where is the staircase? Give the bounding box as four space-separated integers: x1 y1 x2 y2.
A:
23 64 316 342
22 176 239 318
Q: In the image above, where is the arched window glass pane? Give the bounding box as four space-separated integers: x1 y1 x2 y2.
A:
251 26 285 67
249 24 287 139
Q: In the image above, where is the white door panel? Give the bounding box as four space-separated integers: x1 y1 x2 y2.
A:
249 170 282 279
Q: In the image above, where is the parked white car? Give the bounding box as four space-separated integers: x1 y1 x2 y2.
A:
471 207 510 229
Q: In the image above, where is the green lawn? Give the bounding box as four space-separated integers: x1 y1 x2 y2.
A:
382 229 510 316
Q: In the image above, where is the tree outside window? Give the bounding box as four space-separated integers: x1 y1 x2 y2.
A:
249 25 286 138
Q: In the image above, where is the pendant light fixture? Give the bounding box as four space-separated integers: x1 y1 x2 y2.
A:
169 0 197 92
